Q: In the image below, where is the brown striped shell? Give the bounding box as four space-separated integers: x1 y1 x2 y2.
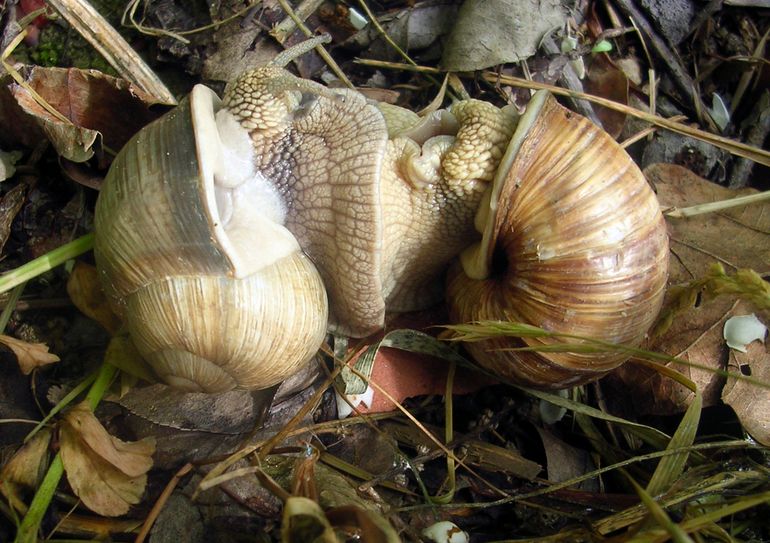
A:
447 91 669 389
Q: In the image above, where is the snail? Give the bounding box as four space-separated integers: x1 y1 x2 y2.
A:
94 37 668 393
448 91 669 388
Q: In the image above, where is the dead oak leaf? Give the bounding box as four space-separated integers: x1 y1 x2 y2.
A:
0 334 60 374
62 401 155 476
650 163 770 281
606 166 769 417
60 401 155 516
722 341 770 446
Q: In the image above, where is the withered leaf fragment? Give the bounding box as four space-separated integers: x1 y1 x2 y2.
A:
0 428 52 511
59 401 155 516
0 334 60 374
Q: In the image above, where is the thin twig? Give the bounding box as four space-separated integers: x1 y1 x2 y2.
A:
621 115 688 147
731 28 770 114
272 0 325 44
135 463 194 543
46 0 176 104
613 0 715 130
664 190 770 218
273 0 354 88
122 0 262 41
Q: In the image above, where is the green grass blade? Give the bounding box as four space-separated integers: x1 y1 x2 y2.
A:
645 393 702 497
0 234 94 295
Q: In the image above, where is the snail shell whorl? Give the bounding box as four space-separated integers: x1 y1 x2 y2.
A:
448 91 669 389
94 86 328 393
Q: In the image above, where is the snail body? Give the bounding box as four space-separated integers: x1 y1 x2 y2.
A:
94 39 668 392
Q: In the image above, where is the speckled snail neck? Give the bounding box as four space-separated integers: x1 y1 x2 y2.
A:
93 36 669 393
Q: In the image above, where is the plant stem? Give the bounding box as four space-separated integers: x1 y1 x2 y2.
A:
13 362 116 543
0 234 94 295
0 282 25 332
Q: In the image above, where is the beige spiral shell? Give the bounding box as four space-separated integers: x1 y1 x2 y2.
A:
447 91 669 389
94 85 328 393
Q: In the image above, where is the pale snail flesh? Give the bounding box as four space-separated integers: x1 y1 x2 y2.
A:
94 38 668 392
220 66 518 338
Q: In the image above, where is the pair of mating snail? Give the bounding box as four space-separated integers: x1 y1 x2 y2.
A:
93 38 669 393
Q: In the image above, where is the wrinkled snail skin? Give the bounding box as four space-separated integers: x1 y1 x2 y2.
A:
378 100 519 313
222 66 389 337
447 91 669 389
94 85 328 393
223 68 519 335
95 41 668 391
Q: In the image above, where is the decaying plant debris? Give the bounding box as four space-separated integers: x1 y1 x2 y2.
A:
0 0 769 541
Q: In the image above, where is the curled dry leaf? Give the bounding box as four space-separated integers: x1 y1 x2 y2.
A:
280 497 401 543
0 66 165 163
0 182 26 253
281 496 336 543
326 505 402 543
0 334 60 374
584 55 629 139
0 428 52 511
356 347 492 414
342 324 494 415
59 401 155 516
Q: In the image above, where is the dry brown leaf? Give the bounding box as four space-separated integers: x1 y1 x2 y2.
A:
0 183 26 253
609 300 739 415
326 505 402 543
722 341 770 446
67 261 122 334
63 402 154 477
0 428 52 510
60 401 155 516
650 163 770 280
1 334 60 374
0 66 164 163
535 427 598 491
440 0 565 70
584 55 629 139
607 165 769 416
